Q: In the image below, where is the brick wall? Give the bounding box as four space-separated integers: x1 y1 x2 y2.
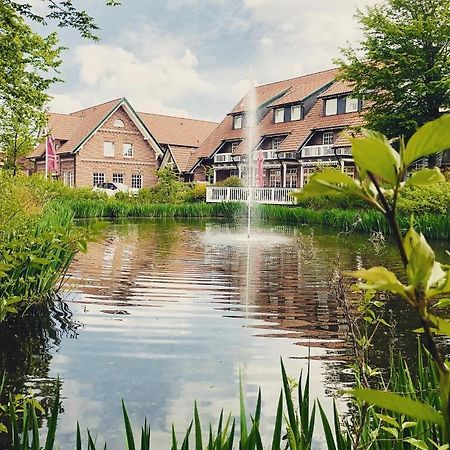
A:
75 107 159 188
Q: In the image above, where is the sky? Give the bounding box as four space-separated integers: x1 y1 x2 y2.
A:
35 0 379 122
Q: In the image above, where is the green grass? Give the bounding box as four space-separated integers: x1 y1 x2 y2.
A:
61 198 450 240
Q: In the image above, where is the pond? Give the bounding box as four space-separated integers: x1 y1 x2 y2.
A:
1 219 442 448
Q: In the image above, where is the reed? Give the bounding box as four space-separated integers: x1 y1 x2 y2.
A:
5 345 443 449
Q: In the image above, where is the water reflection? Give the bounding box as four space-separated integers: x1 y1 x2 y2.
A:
1 219 447 449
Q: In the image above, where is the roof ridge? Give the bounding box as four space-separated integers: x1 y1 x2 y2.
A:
138 111 218 125
256 67 339 88
70 97 123 115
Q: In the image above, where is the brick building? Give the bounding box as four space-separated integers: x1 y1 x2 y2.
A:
191 69 365 188
28 98 217 188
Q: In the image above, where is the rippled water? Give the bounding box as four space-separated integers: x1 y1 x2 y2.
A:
2 219 446 448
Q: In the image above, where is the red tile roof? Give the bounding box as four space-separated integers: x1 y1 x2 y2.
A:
193 74 365 165
138 112 217 148
318 80 355 98
169 145 200 173
29 99 218 162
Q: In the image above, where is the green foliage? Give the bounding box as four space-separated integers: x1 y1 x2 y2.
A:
181 183 207 203
0 2 62 175
294 116 450 440
215 176 243 187
6 0 120 41
0 174 102 322
397 182 450 215
337 0 450 142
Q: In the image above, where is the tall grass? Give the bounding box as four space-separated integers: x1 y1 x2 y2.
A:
62 198 450 240
5 345 444 449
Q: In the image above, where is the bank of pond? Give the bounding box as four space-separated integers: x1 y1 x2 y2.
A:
64 198 450 241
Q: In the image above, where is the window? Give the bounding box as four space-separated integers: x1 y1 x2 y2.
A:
113 119 125 128
103 141 115 157
123 143 133 158
93 172 105 187
323 131 334 145
302 167 316 185
131 174 142 189
345 97 359 113
62 171 74 187
325 98 338 116
274 108 284 123
269 169 281 187
343 166 355 178
113 173 124 184
272 137 283 150
233 115 243 129
231 141 240 152
230 170 239 177
291 105 301 121
286 168 298 188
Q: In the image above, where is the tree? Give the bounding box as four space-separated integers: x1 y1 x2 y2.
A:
5 0 121 40
337 0 450 150
0 2 61 174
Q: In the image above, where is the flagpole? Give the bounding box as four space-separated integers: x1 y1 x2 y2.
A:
45 136 48 180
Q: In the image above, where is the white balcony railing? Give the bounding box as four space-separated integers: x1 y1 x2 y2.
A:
214 153 233 163
302 145 335 157
206 187 298 205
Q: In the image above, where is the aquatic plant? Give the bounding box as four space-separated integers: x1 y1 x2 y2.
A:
294 115 450 442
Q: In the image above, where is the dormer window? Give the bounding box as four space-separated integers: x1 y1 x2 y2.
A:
323 131 334 145
271 137 283 150
345 97 359 113
291 105 301 121
114 119 125 128
233 115 243 129
325 98 338 116
274 108 284 123
231 141 239 152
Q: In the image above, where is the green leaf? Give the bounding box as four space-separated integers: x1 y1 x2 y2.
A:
404 228 436 289
77 239 88 253
404 437 428 450
346 389 443 425
405 168 445 186
350 130 400 184
345 267 408 296
122 400 136 450
429 314 450 338
381 426 398 439
401 421 417 430
404 115 450 166
375 413 399 428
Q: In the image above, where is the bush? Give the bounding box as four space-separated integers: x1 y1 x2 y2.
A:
216 176 243 187
182 183 207 203
397 182 450 215
295 192 368 210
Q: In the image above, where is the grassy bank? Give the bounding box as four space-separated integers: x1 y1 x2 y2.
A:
62 198 450 240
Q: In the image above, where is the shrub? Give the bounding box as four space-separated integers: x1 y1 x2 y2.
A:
397 182 450 215
216 176 243 187
182 183 207 203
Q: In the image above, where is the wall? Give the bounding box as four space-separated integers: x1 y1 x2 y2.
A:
75 107 159 188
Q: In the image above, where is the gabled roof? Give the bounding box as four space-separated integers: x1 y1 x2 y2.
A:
29 99 216 161
318 80 355 98
192 69 341 165
168 145 201 173
138 113 217 148
231 68 338 113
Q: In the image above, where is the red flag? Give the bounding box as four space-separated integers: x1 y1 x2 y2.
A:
256 151 264 187
46 135 59 175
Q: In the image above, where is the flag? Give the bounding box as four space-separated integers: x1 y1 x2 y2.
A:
256 151 264 187
45 134 59 175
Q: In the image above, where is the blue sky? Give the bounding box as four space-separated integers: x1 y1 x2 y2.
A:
36 0 377 121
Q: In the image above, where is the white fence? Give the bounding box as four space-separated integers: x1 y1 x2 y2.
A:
206 187 298 205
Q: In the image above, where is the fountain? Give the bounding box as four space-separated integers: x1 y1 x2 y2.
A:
245 80 258 239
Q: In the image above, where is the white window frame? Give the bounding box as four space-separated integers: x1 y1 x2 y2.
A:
93 172 105 187
302 167 317 185
343 166 355 178
112 173 124 184
323 131 334 146
274 108 284 123
271 137 283 150
68 171 74 187
291 105 301 121
345 97 359 113
123 143 134 158
269 169 282 188
113 119 125 128
231 141 239 152
325 98 338 116
131 174 142 189
233 115 243 129
286 168 298 188
103 141 115 157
